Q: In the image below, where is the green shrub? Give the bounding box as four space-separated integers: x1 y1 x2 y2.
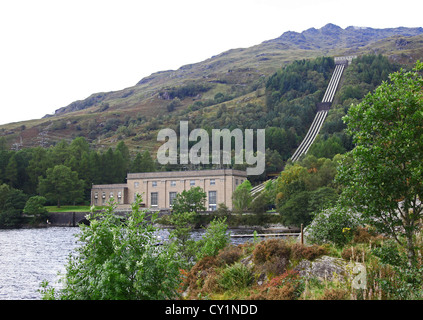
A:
217 262 253 291
40 196 183 300
168 211 197 268
23 196 48 224
372 241 423 299
196 217 230 261
307 206 364 247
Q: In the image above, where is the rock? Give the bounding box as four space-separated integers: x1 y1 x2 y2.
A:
240 254 253 268
295 255 348 282
396 38 410 50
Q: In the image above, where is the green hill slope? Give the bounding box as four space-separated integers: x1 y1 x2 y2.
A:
1 24 422 155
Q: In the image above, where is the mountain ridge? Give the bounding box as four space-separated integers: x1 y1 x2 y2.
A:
48 24 423 118
1 23 423 152
266 23 423 50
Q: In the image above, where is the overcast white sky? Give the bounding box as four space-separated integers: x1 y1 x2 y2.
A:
0 0 422 125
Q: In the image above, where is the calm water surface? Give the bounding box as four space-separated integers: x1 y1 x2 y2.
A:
0 227 80 300
0 226 257 300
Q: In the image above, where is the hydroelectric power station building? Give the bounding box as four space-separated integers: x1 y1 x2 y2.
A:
91 169 247 211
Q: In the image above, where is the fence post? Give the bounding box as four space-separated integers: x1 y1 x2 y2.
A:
301 224 304 245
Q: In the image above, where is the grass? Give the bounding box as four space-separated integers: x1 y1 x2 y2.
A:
46 205 104 212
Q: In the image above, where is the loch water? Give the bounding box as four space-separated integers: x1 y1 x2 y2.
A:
0 226 259 300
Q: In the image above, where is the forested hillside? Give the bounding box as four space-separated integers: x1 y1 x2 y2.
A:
0 53 402 228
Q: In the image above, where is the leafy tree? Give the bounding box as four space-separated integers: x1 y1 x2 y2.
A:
265 149 284 173
250 189 272 215
49 140 70 166
27 147 50 194
68 137 90 160
171 186 206 214
115 141 130 174
4 153 18 188
275 155 339 227
336 61 423 266
100 148 117 184
232 180 252 213
275 163 307 207
88 151 102 185
307 205 364 247
167 211 197 267
11 149 32 193
279 186 338 228
130 152 143 172
0 184 28 228
140 150 156 172
308 135 346 159
23 196 48 224
308 186 338 213
38 165 84 207
196 217 230 261
278 191 311 227
40 196 183 300
112 149 126 182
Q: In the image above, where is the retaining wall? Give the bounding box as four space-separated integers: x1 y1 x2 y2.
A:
47 212 91 227
47 210 169 227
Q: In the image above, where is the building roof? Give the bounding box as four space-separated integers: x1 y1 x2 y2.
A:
127 169 247 180
92 184 128 189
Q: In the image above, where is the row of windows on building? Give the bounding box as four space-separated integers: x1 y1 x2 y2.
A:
133 179 218 188
94 190 218 211
93 191 123 205
133 178 244 189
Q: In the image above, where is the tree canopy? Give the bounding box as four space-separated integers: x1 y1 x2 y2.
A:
38 165 85 207
171 186 206 214
337 61 423 266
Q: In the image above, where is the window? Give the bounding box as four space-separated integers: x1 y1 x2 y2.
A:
210 179 215 185
94 192 98 199
152 181 157 187
208 191 217 211
134 182 139 188
109 192 114 198
169 192 177 206
151 192 158 206
102 192 106 199
190 180 195 186
170 180 176 187
236 179 239 186
117 191 122 198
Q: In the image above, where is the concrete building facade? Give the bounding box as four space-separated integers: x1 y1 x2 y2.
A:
91 169 247 211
